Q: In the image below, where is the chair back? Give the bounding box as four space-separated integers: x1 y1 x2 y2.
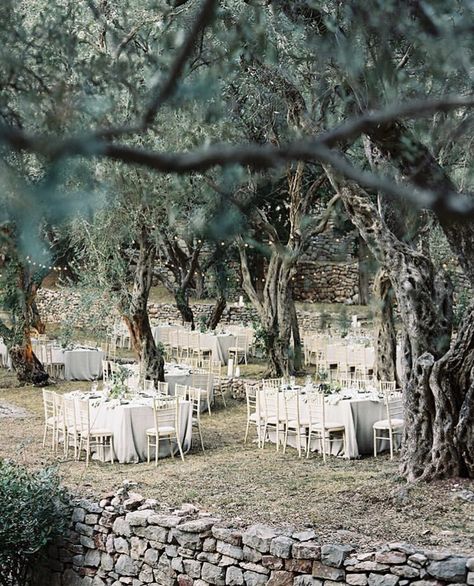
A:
102 360 110 383
42 389 55 421
210 360 222 379
53 392 64 422
143 379 156 393
77 399 91 436
384 389 403 425
156 381 169 396
245 383 258 415
63 396 78 431
191 371 210 392
261 387 280 420
306 390 325 428
234 334 248 351
152 396 179 433
262 377 282 389
187 387 202 418
175 384 188 399
282 389 301 426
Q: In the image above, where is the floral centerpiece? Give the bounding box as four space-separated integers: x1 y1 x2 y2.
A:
107 365 132 400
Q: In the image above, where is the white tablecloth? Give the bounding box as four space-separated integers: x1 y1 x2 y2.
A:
69 393 192 464
152 326 236 365
52 348 104 380
128 363 213 412
198 333 236 365
0 340 11 368
257 390 396 458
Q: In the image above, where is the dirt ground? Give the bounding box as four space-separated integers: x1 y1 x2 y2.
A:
0 370 473 555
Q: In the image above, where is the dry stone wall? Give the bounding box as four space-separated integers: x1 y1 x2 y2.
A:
36 289 355 334
42 486 473 586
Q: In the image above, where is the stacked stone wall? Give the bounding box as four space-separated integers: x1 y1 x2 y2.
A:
41 487 473 586
36 289 363 334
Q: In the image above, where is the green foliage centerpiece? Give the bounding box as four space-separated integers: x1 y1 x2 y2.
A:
107 365 132 401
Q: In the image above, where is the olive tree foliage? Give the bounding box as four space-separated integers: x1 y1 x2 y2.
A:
0 0 473 481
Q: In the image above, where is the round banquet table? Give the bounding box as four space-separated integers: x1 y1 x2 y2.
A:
152 326 236 365
68 393 192 464
257 390 397 458
51 347 104 381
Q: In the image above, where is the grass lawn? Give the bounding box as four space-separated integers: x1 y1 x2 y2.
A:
0 369 473 554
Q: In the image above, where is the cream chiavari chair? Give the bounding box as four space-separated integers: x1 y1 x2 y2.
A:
210 360 226 407
228 333 249 365
155 381 170 396
200 356 212 371
260 386 285 451
373 386 403 459
146 396 184 465
178 330 190 361
306 390 346 462
53 393 66 453
282 389 305 457
77 399 114 466
102 360 111 384
262 377 283 389
244 383 262 447
191 371 212 415
42 389 57 451
189 332 212 365
63 396 80 459
143 379 155 393
187 386 205 451
175 384 189 400
337 377 367 391
169 330 180 361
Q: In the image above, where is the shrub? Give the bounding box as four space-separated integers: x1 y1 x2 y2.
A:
0 461 71 586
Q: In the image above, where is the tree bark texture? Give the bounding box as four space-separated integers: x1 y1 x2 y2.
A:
207 295 226 330
373 268 399 385
1 265 50 385
333 179 473 480
174 288 195 330
357 235 371 305
121 228 164 384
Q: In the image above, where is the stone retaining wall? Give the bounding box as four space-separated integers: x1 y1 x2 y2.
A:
42 486 473 586
36 289 360 334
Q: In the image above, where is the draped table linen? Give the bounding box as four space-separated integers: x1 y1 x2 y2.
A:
51 347 104 380
152 326 236 365
67 392 192 463
257 389 396 458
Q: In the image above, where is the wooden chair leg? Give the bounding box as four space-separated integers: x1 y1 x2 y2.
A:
197 423 205 451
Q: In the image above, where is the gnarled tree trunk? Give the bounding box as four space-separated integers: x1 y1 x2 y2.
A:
122 228 164 385
373 268 399 384
1 265 49 385
331 178 474 480
207 295 226 331
290 296 303 372
9 342 49 386
174 288 195 330
357 236 371 305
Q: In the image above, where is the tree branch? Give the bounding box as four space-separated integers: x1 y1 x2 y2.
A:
143 0 218 126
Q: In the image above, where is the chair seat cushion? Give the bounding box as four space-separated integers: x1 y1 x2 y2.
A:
83 428 113 437
287 419 310 428
146 426 175 435
308 422 345 431
373 418 404 430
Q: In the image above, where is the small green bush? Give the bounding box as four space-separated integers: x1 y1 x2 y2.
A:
0 460 71 586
